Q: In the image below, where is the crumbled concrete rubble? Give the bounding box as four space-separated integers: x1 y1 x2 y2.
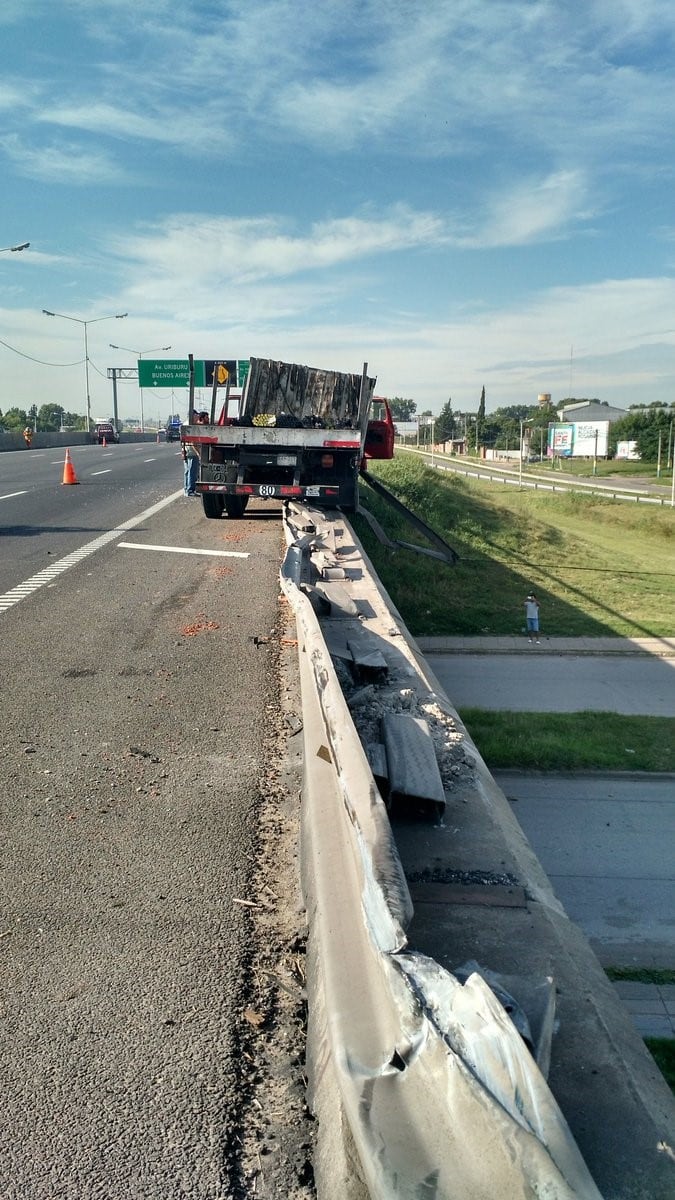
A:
332 658 477 795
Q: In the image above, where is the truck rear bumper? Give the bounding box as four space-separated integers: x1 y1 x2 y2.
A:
198 482 342 501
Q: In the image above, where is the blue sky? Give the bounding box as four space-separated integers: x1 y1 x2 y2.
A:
1 0 675 422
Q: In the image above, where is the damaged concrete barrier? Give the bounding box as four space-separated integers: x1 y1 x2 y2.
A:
280 504 611 1200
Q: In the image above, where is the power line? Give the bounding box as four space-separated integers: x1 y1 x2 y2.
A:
0 336 84 368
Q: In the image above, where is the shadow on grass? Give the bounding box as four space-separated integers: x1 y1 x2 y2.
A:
354 458 673 638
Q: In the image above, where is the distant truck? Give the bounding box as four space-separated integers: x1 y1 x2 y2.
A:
93 421 118 445
181 357 394 519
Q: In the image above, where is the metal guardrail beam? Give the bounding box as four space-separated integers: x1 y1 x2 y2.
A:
409 447 674 506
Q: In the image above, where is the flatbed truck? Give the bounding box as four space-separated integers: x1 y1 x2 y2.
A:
181 357 394 519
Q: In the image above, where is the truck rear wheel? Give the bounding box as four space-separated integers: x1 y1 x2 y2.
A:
202 494 225 519
224 495 249 519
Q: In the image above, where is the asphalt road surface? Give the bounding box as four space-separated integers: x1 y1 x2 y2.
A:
426 647 675 969
427 652 675 715
0 449 297 1198
493 772 675 969
0 440 186 595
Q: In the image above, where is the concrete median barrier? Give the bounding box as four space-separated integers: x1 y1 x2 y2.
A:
280 505 618 1199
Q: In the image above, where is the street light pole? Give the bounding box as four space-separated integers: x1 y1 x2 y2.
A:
43 309 128 432
520 418 535 487
109 344 172 432
0 242 30 253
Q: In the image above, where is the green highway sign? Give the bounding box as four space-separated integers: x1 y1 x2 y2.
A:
137 358 250 389
138 359 201 388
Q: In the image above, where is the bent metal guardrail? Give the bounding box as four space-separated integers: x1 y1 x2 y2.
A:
280 503 605 1200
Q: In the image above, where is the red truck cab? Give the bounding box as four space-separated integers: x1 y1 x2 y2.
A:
363 397 395 461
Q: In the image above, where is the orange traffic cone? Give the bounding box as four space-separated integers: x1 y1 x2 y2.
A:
102 435 107 448
62 448 80 486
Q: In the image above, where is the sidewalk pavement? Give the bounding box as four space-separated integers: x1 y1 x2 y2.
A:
417 635 675 657
612 981 675 1039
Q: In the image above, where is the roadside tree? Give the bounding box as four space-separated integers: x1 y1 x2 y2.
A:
38 403 66 431
435 399 456 443
388 397 417 422
611 406 675 461
2 406 28 431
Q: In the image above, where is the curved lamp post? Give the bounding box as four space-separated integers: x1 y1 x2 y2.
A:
0 242 30 253
109 344 172 432
43 309 128 433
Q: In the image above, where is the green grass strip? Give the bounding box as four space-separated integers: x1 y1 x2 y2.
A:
606 968 675 985
645 1039 675 1092
457 710 675 772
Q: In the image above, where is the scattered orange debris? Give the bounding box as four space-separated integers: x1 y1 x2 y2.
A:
180 619 221 636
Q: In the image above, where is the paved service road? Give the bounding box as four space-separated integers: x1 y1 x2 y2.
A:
493 772 675 971
423 639 675 1005
427 652 675 716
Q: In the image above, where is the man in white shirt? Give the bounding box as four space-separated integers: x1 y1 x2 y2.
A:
524 593 540 644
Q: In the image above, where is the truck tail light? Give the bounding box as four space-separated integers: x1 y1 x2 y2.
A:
320 454 334 468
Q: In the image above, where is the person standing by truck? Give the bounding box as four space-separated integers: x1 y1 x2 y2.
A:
181 411 208 496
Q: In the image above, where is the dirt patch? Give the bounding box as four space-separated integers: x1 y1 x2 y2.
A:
225 595 316 1199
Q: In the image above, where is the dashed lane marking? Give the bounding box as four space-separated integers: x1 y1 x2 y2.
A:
117 541 249 559
0 491 28 501
0 490 183 614
90 469 112 475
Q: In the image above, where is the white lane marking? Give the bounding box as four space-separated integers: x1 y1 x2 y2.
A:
118 541 249 559
0 490 183 614
0 490 28 501
90 469 112 476
143 458 156 463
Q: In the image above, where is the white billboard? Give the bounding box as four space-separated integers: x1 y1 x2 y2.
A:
549 421 609 457
573 421 609 456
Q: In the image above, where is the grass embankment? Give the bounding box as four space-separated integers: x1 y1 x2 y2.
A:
355 454 674 638
355 456 675 771
456 710 675 772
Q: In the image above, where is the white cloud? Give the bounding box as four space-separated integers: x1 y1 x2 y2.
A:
38 100 232 154
0 133 125 184
466 170 595 248
109 207 448 299
4 274 675 419
6 0 675 176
